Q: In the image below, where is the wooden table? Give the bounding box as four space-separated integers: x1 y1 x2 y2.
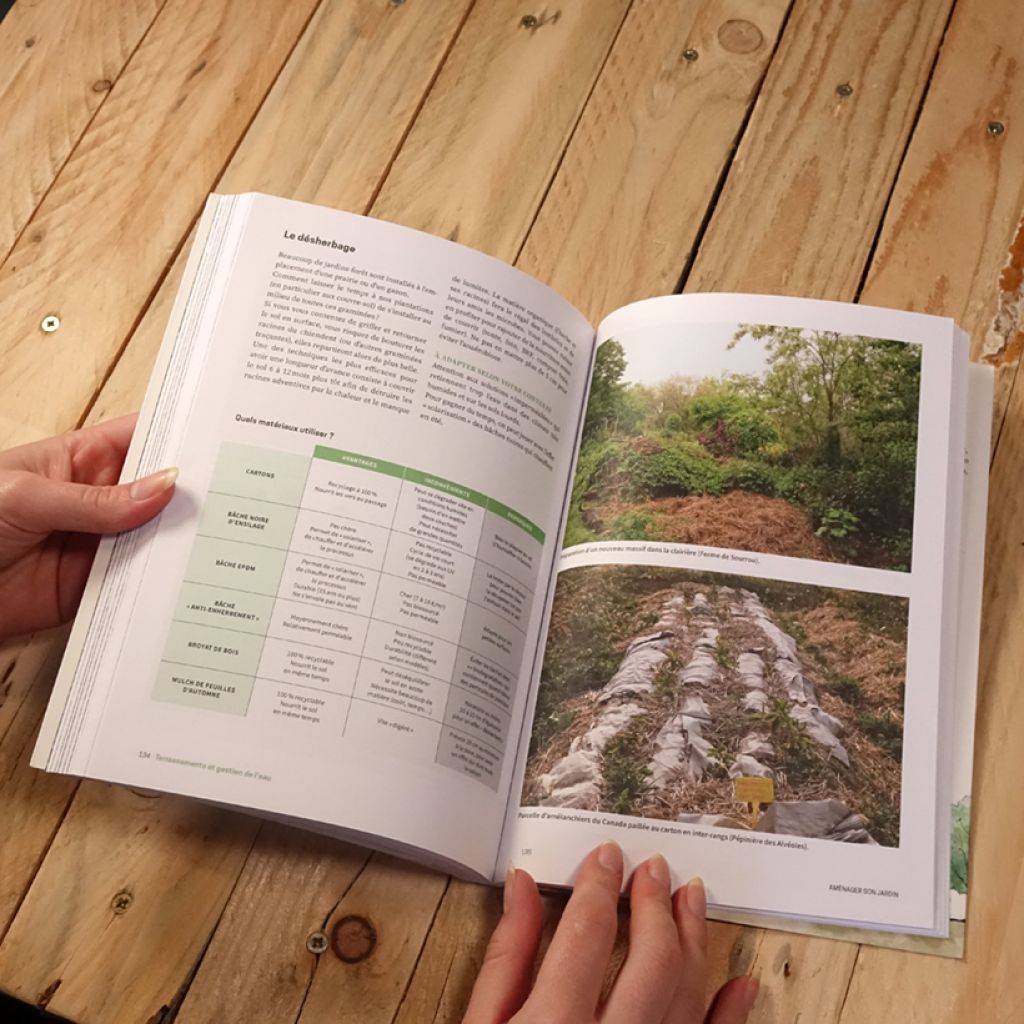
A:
0 1 1021 1020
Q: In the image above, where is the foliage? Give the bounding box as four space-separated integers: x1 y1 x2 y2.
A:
855 710 903 760
950 797 970 895
603 721 651 815
570 330 921 571
582 340 629 441
827 675 865 706
611 509 656 540
714 639 736 669
752 698 819 781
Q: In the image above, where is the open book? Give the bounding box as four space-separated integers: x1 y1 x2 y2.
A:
33 193 991 946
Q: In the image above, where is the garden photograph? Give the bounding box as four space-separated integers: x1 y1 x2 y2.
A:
523 565 908 847
566 322 923 571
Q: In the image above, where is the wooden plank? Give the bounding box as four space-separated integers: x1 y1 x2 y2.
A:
0 631 77 937
859 0 1024 423
371 0 633 260
0 784 259 1021
835 0 1024 1016
0 0 321 452
687 0 954 300
296 859 449 1024
0 0 164 263
520 0 793 321
0 1 478 1019
174 826 372 1024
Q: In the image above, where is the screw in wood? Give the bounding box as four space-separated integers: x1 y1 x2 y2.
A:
40 314 61 333
520 14 538 29
836 82 854 98
306 931 329 955
110 891 133 914
988 120 1006 137
682 48 699 62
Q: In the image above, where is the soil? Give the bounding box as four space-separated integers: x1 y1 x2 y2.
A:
588 490 835 561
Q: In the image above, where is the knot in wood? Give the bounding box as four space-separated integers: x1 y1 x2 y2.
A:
331 915 377 963
717 20 763 54
93 79 113 93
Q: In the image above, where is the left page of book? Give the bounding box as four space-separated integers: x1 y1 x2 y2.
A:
32 192 596 880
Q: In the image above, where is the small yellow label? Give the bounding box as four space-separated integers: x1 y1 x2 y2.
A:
734 776 774 827
733 776 775 807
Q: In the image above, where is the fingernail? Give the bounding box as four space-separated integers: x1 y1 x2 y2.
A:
686 876 706 916
743 976 760 1012
130 467 178 500
596 841 623 873
503 868 515 913
646 854 670 891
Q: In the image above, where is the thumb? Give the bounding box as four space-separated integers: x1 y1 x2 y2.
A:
0 467 178 536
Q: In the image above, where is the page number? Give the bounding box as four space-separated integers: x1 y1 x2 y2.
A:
520 848 533 856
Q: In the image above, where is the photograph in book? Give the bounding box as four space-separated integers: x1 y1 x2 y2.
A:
524 566 907 847
565 324 922 572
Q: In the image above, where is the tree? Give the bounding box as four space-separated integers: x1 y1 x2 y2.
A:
732 325 866 467
582 339 627 440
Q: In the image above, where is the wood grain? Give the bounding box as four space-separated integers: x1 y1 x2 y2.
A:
174 826 372 1024
860 0 1024 423
0 0 163 263
687 0 954 299
520 0 792 321
0 0 321 451
371 0 633 260
0 783 260 1022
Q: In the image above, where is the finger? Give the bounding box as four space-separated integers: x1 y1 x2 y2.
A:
528 841 623 1020
665 879 709 1023
0 415 138 475
462 869 544 1024
706 976 759 1023
0 467 177 537
602 854 681 1022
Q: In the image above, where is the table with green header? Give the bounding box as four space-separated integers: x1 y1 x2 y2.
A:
154 442 545 790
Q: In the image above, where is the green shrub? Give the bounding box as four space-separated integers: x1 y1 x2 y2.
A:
827 675 865 706
603 722 651 815
611 509 656 540
721 459 779 496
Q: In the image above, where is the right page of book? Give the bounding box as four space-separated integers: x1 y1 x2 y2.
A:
503 294 968 935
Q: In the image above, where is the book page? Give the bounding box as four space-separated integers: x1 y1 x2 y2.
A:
503 294 968 933
34 193 595 879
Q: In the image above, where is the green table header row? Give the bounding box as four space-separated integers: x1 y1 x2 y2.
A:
313 445 544 544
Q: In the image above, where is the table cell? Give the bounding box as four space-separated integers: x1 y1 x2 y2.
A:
374 573 467 644
304 455 404 527
452 649 517 715
435 727 501 791
278 551 377 615
354 661 449 721
443 689 511 750
197 492 298 549
163 620 264 676
344 699 442 761
458 601 526 675
291 507 390 570
384 531 476 596
363 621 457 681
152 662 252 715
175 582 274 636
392 482 485 554
246 682 352 757
209 442 310 505
468 563 533 630
269 599 368 655
478 512 542 589
257 637 359 696
184 534 287 596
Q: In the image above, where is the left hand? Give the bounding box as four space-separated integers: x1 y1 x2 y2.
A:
0 415 176 639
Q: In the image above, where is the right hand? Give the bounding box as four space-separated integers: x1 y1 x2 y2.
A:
463 841 758 1023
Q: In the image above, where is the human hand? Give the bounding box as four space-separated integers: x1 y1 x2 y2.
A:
464 842 757 1023
0 415 176 639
